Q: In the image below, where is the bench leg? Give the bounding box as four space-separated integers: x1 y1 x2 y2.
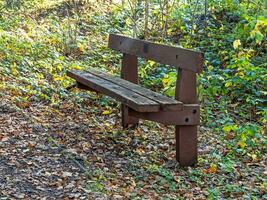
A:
121 53 139 128
122 105 139 128
175 69 198 166
175 125 197 166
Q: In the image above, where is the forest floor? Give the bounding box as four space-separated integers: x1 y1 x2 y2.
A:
0 93 265 199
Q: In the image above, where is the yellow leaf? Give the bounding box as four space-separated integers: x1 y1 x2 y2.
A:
251 154 257 160
54 76 64 81
233 39 241 49
102 110 111 115
136 147 145 155
206 163 217 173
238 71 244 77
36 73 44 79
238 140 246 149
11 63 18 76
225 82 232 87
223 124 238 132
78 43 85 52
73 65 82 70
174 176 180 183
208 65 213 71
162 78 170 87
57 65 62 71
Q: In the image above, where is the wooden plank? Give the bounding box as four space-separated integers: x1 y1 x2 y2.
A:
129 104 200 125
67 70 160 112
108 34 204 73
175 69 198 166
121 54 139 127
87 69 183 111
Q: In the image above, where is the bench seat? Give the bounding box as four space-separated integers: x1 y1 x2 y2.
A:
67 69 183 113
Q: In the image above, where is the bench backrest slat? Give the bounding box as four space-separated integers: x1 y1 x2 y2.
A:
108 34 204 73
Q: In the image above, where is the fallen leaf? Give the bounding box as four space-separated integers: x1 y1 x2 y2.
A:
102 110 111 115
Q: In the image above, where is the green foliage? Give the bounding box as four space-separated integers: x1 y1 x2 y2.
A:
147 164 177 192
207 188 219 200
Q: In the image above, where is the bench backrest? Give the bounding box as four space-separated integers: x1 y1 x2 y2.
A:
108 34 204 73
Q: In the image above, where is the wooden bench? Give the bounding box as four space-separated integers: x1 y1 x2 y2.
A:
67 34 204 166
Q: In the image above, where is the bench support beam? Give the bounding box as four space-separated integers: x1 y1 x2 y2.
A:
121 54 139 127
128 104 199 125
175 69 198 166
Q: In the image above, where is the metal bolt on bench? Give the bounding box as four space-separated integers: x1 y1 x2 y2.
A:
67 34 204 167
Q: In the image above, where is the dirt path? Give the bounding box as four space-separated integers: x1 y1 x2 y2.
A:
0 100 91 199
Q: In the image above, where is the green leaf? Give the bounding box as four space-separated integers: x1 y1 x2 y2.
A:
223 124 238 132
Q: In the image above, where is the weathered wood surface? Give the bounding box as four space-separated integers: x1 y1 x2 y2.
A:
129 104 200 125
108 34 204 73
67 70 160 112
121 54 139 127
175 69 198 166
88 68 183 111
